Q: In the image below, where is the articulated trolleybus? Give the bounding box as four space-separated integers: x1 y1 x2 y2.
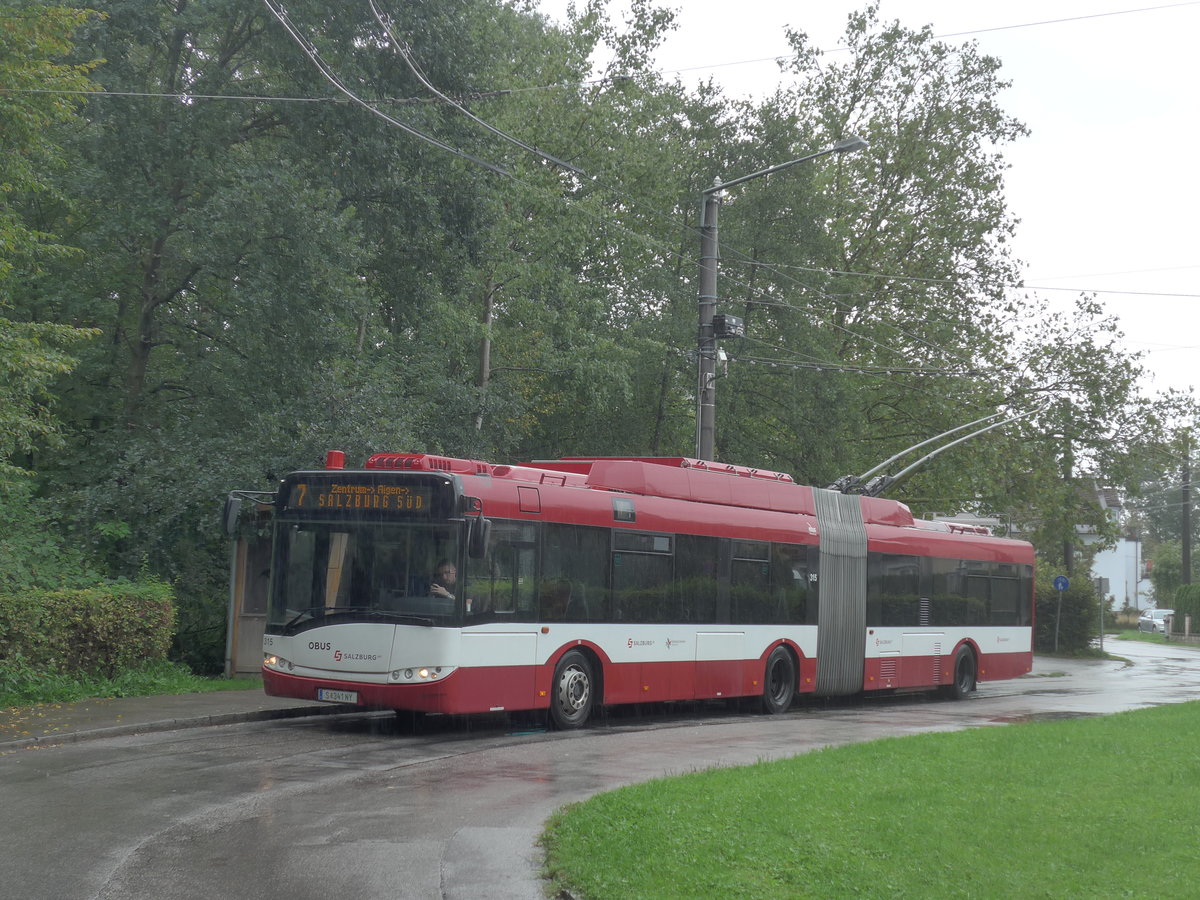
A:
257 451 1034 728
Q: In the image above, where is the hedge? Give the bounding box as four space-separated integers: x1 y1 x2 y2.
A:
0 582 175 678
1035 571 1099 653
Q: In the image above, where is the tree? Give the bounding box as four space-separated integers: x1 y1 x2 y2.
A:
0 5 99 479
9 0 1191 671
15 0 697 667
698 5 1169 573
9 1 399 664
1147 541 1196 605
701 3 1028 492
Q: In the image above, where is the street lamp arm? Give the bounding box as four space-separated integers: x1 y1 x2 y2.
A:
703 135 869 195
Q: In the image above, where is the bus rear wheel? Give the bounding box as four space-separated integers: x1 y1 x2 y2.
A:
550 650 594 729
761 646 796 715
946 647 976 700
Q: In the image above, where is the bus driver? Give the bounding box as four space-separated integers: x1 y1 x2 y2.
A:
431 561 456 601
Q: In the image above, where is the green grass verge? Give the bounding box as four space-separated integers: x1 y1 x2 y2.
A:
0 658 259 708
542 702 1200 899
1113 629 1169 644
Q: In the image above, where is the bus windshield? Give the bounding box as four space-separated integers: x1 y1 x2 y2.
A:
268 520 462 633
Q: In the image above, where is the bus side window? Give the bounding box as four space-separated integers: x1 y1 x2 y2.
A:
468 521 537 618
540 577 573 621
868 553 920 626
772 544 812 624
990 572 1021 626
543 523 609 622
730 540 770 624
675 534 719 623
612 532 673 623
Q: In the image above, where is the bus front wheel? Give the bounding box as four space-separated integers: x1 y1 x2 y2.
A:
761 646 796 715
550 650 594 729
946 647 976 700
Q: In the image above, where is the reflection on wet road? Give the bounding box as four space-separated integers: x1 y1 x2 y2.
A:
2 640 1198 900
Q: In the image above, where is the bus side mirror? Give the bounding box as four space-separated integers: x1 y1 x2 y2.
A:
223 495 242 537
468 516 491 559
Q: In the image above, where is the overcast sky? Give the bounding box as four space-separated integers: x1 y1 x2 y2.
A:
537 1 1200 397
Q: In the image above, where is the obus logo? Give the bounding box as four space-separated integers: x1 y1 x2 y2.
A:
308 641 331 650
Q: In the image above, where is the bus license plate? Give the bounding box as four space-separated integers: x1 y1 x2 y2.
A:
316 689 358 704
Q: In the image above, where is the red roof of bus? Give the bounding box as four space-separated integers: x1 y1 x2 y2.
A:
361 453 922 528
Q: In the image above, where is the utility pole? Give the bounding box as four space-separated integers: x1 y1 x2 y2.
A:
694 135 868 462
1183 449 1192 585
695 186 721 461
1062 444 1075 576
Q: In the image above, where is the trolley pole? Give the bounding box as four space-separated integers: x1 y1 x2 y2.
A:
694 135 868 462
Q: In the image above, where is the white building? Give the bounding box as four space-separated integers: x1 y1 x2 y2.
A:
1081 487 1149 611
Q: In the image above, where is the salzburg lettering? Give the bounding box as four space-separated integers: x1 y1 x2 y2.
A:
333 650 380 662
317 489 424 510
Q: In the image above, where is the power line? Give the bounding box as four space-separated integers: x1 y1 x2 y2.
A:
3 88 349 103
929 1 1200 40
13 3 1139 417
17 1 1200 110
660 1 1200 77
711 241 999 377
726 335 1007 418
368 0 583 175
730 355 987 378
261 0 511 177
24 77 1187 307
12 62 1122 364
1 87 516 105
729 258 1200 299
1026 263 1200 281
1018 285 1200 299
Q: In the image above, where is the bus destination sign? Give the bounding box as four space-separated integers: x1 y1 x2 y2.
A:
286 481 434 514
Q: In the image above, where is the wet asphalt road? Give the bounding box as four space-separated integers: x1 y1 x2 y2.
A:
2 639 1198 900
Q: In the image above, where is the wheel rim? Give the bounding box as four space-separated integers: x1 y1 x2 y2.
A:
557 664 590 716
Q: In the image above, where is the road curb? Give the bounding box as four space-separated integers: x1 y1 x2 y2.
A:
0 703 347 750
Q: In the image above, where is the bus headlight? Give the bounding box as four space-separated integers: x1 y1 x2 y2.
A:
388 666 455 682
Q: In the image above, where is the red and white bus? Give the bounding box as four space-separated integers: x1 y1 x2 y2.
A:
256 451 1034 728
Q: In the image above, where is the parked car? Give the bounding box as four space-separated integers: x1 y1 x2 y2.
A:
1138 608 1174 633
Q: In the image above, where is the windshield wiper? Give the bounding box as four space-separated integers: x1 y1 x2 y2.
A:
367 610 436 627
284 605 435 631
284 605 326 629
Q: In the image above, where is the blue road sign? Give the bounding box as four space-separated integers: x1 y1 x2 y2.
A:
1053 575 1070 592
